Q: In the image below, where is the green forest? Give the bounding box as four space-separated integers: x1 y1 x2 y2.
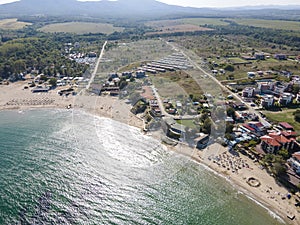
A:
1 15 300 82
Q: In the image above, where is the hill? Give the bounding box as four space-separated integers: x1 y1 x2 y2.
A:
0 0 299 21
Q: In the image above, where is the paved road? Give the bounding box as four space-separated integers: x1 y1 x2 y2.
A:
165 40 270 126
86 41 108 91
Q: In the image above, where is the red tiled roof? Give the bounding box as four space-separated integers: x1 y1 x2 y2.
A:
251 122 264 128
282 131 297 137
269 133 291 144
279 122 294 130
292 152 300 161
242 124 255 132
261 136 281 147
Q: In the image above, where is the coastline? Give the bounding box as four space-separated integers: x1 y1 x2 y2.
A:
168 142 299 225
0 82 298 225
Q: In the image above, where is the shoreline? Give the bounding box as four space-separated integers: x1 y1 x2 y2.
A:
170 142 298 225
0 105 292 224
0 82 298 225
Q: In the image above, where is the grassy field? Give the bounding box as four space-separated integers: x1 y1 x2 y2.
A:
228 57 248 64
231 19 300 31
145 18 230 35
146 24 212 35
145 19 213 35
146 18 229 28
39 22 124 34
150 71 204 99
210 57 299 82
182 18 229 26
0 18 31 30
151 76 187 98
97 39 174 74
264 110 300 134
177 119 200 130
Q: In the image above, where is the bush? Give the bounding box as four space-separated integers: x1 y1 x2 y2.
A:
293 110 300 122
224 64 234 72
272 162 287 177
278 148 289 160
49 78 57 87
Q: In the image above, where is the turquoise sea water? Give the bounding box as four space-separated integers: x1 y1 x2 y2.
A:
0 109 284 224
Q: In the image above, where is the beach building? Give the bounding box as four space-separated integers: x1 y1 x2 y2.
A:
240 122 266 136
289 152 300 174
136 70 146 78
194 134 210 149
255 53 265 60
163 117 186 140
257 81 274 94
212 70 218 75
291 75 300 83
274 54 287 60
248 122 266 135
257 71 264 76
296 92 300 102
122 71 132 78
176 101 182 109
151 107 162 117
88 52 97 58
273 84 286 96
225 117 235 123
247 72 256 79
242 87 255 98
31 87 49 93
108 73 119 80
279 122 294 131
279 92 293 105
261 131 296 154
261 95 274 108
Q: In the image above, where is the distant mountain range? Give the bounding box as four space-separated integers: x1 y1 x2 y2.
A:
0 0 299 20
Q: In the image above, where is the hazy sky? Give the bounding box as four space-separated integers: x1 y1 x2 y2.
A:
0 0 298 8
157 0 299 8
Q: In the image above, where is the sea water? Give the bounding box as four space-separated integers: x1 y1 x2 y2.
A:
0 109 284 224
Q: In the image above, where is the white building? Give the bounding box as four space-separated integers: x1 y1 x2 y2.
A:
296 92 300 102
273 84 286 95
247 72 256 78
257 81 274 94
261 95 274 108
242 87 255 98
279 92 293 105
289 152 300 174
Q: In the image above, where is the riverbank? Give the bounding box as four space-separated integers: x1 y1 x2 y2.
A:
0 82 298 224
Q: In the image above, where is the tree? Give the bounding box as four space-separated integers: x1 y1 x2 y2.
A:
248 140 259 147
291 84 300 95
225 133 234 141
200 112 209 122
278 148 289 160
272 162 287 177
225 122 234 134
293 110 300 123
226 107 235 119
49 78 57 87
119 80 128 89
202 118 212 134
224 64 234 72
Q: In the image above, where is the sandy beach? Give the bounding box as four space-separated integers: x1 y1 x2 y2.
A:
166 142 300 225
0 81 143 128
1 81 299 224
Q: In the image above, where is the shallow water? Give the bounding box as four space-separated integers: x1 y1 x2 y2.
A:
0 109 284 224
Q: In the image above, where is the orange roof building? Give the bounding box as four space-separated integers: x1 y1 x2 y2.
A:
261 132 296 154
